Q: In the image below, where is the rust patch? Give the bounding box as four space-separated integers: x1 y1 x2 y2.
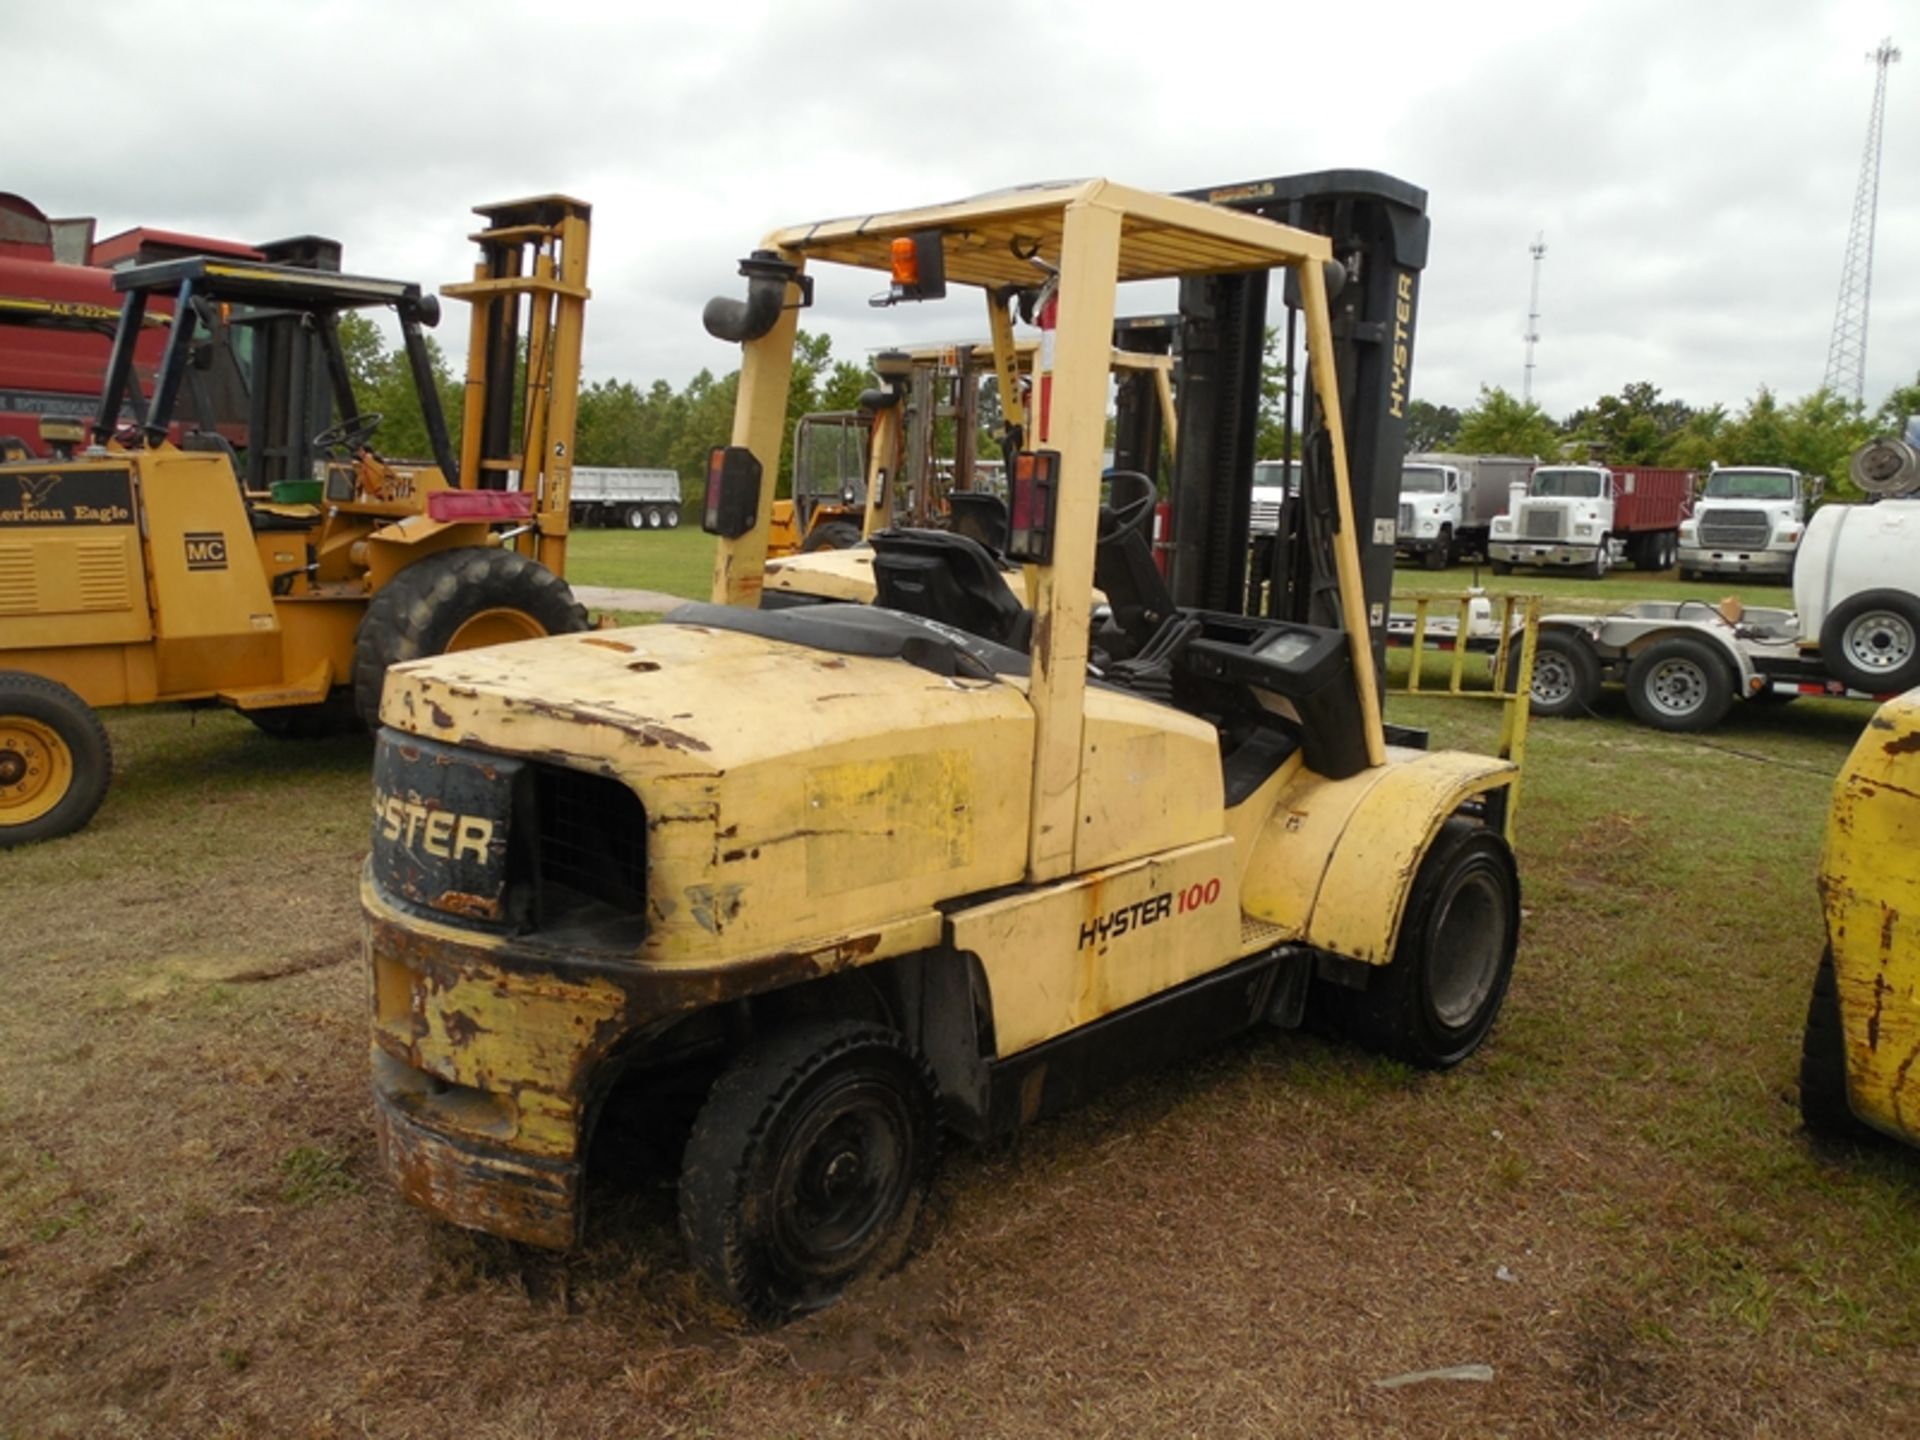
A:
580 636 636 653
1884 731 1920 756
443 1008 488 1046
433 890 504 922
627 660 661 673
427 699 455 729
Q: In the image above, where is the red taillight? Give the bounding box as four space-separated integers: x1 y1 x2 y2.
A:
702 446 762 538
1007 450 1060 564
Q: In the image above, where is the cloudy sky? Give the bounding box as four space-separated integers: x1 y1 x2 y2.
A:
13 0 1916 420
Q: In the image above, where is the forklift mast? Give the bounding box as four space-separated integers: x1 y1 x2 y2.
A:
1157 171 1429 651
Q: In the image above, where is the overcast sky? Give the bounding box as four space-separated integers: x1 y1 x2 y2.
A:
12 0 1916 420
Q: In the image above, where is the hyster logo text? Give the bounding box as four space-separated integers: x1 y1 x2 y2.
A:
372 789 496 864
1389 272 1415 419
1077 878 1222 952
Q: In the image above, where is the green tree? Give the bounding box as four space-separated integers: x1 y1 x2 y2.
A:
1454 385 1559 458
1563 381 1693 464
1254 327 1294 460
1403 399 1460 454
1874 372 1920 435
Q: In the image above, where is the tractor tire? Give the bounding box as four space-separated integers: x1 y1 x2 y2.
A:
244 692 364 739
1819 589 1920 695
802 520 863 553
1625 635 1734 732
352 548 588 728
1799 949 1877 1144
624 506 648 530
0 671 112 848
1311 820 1520 1069
679 1020 938 1324
1510 629 1601 719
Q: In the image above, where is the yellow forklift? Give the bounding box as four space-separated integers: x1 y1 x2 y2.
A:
0 197 591 847
360 175 1523 1322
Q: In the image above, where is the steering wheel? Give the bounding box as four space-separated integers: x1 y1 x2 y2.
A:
313 411 385 455
1099 470 1158 543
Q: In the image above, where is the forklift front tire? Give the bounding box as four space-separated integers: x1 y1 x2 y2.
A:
0 672 112 848
1312 819 1519 1069
678 1020 938 1324
1799 948 1877 1145
353 548 589 727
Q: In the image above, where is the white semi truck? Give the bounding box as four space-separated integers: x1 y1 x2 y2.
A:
568 466 683 529
1396 453 1535 569
1512 426 1920 730
1488 463 1693 579
1677 465 1815 582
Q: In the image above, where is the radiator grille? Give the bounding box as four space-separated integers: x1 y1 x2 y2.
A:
535 764 647 916
1697 509 1771 549
1522 506 1565 540
1249 499 1280 534
0 545 29 613
1398 503 1415 537
75 540 132 610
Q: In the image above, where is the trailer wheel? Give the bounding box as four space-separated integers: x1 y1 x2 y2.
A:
646 506 665 529
803 520 863 553
679 1020 938 1324
1820 589 1920 694
352 548 588 727
623 505 648 530
1624 635 1734 731
665 506 681 529
1800 949 1877 1144
0 672 112 848
1510 630 1600 718
1313 820 1519 1069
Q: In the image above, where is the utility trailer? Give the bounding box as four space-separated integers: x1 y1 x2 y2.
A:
568 466 682 529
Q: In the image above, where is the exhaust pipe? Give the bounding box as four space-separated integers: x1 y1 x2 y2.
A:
704 250 809 343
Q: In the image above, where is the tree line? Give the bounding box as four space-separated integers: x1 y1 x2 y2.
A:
1404 376 1920 500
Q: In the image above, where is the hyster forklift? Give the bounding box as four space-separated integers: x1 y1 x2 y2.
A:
0 197 592 846
362 176 1523 1322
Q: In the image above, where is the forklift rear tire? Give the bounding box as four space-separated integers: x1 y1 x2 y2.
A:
352 548 588 727
802 521 862 553
1313 819 1519 1069
679 1019 938 1324
0 672 112 848
1799 949 1877 1144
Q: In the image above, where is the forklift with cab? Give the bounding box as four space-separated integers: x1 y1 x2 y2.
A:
0 197 593 847
360 174 1525 1323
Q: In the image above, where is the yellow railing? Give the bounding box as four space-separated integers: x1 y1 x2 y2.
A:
1390 591 1540 840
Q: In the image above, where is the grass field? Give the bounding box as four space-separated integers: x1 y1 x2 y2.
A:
3 548 1916 1436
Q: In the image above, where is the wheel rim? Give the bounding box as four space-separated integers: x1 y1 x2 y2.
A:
626 509 645 529
1427 869 1506 1029
1843 610 1916 677
1595 543 1611 575
0 716 75 825
1645 657 1710 717
647 508 663 529
1532 651 1575 706
445 607 548 652
768 1071 916 1281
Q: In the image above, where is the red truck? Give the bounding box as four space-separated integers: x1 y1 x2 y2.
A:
1487 462 1693 578
0 193 281 459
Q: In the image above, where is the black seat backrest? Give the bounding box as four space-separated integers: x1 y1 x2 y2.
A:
869 527 1031 650
1093 472 1176 654
948 491 1010 554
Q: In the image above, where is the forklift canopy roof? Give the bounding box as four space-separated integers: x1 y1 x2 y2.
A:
111 257 427 313
767 179 1334 287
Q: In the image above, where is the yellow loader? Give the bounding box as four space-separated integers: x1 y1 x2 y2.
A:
362 177 1526 1322
0 197 590 846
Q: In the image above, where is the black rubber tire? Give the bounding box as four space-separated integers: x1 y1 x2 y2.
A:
1491 560 1514 576
646 506 665 529
1422 534 1449 571
665 506 681 529
1581 539 1612 580
1624 635 1735 732
1312 820 1520 1069
802 520 863 553
1678 566 1699 582
1799 949 1877 1144
623 506 646 530
0 671 112 848
1510 629 1601 719
244 691 363 739
1819 589 1920 695
352 548 587 727
679 1020 938 1324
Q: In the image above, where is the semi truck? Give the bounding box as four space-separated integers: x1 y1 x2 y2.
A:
1511 428 1920 730
1396 452 1534 569
568 466 682 529
1677 464 1814 582
1488 462 1692 578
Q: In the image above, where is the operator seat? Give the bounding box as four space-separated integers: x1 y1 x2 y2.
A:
948 492 1011 555
869 527 1032 651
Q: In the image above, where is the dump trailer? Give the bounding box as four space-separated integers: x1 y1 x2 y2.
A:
1397 453 1534 568
0 197 592 846
569 467 681 529
1489 463 1692 577
364 175 1526 1324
